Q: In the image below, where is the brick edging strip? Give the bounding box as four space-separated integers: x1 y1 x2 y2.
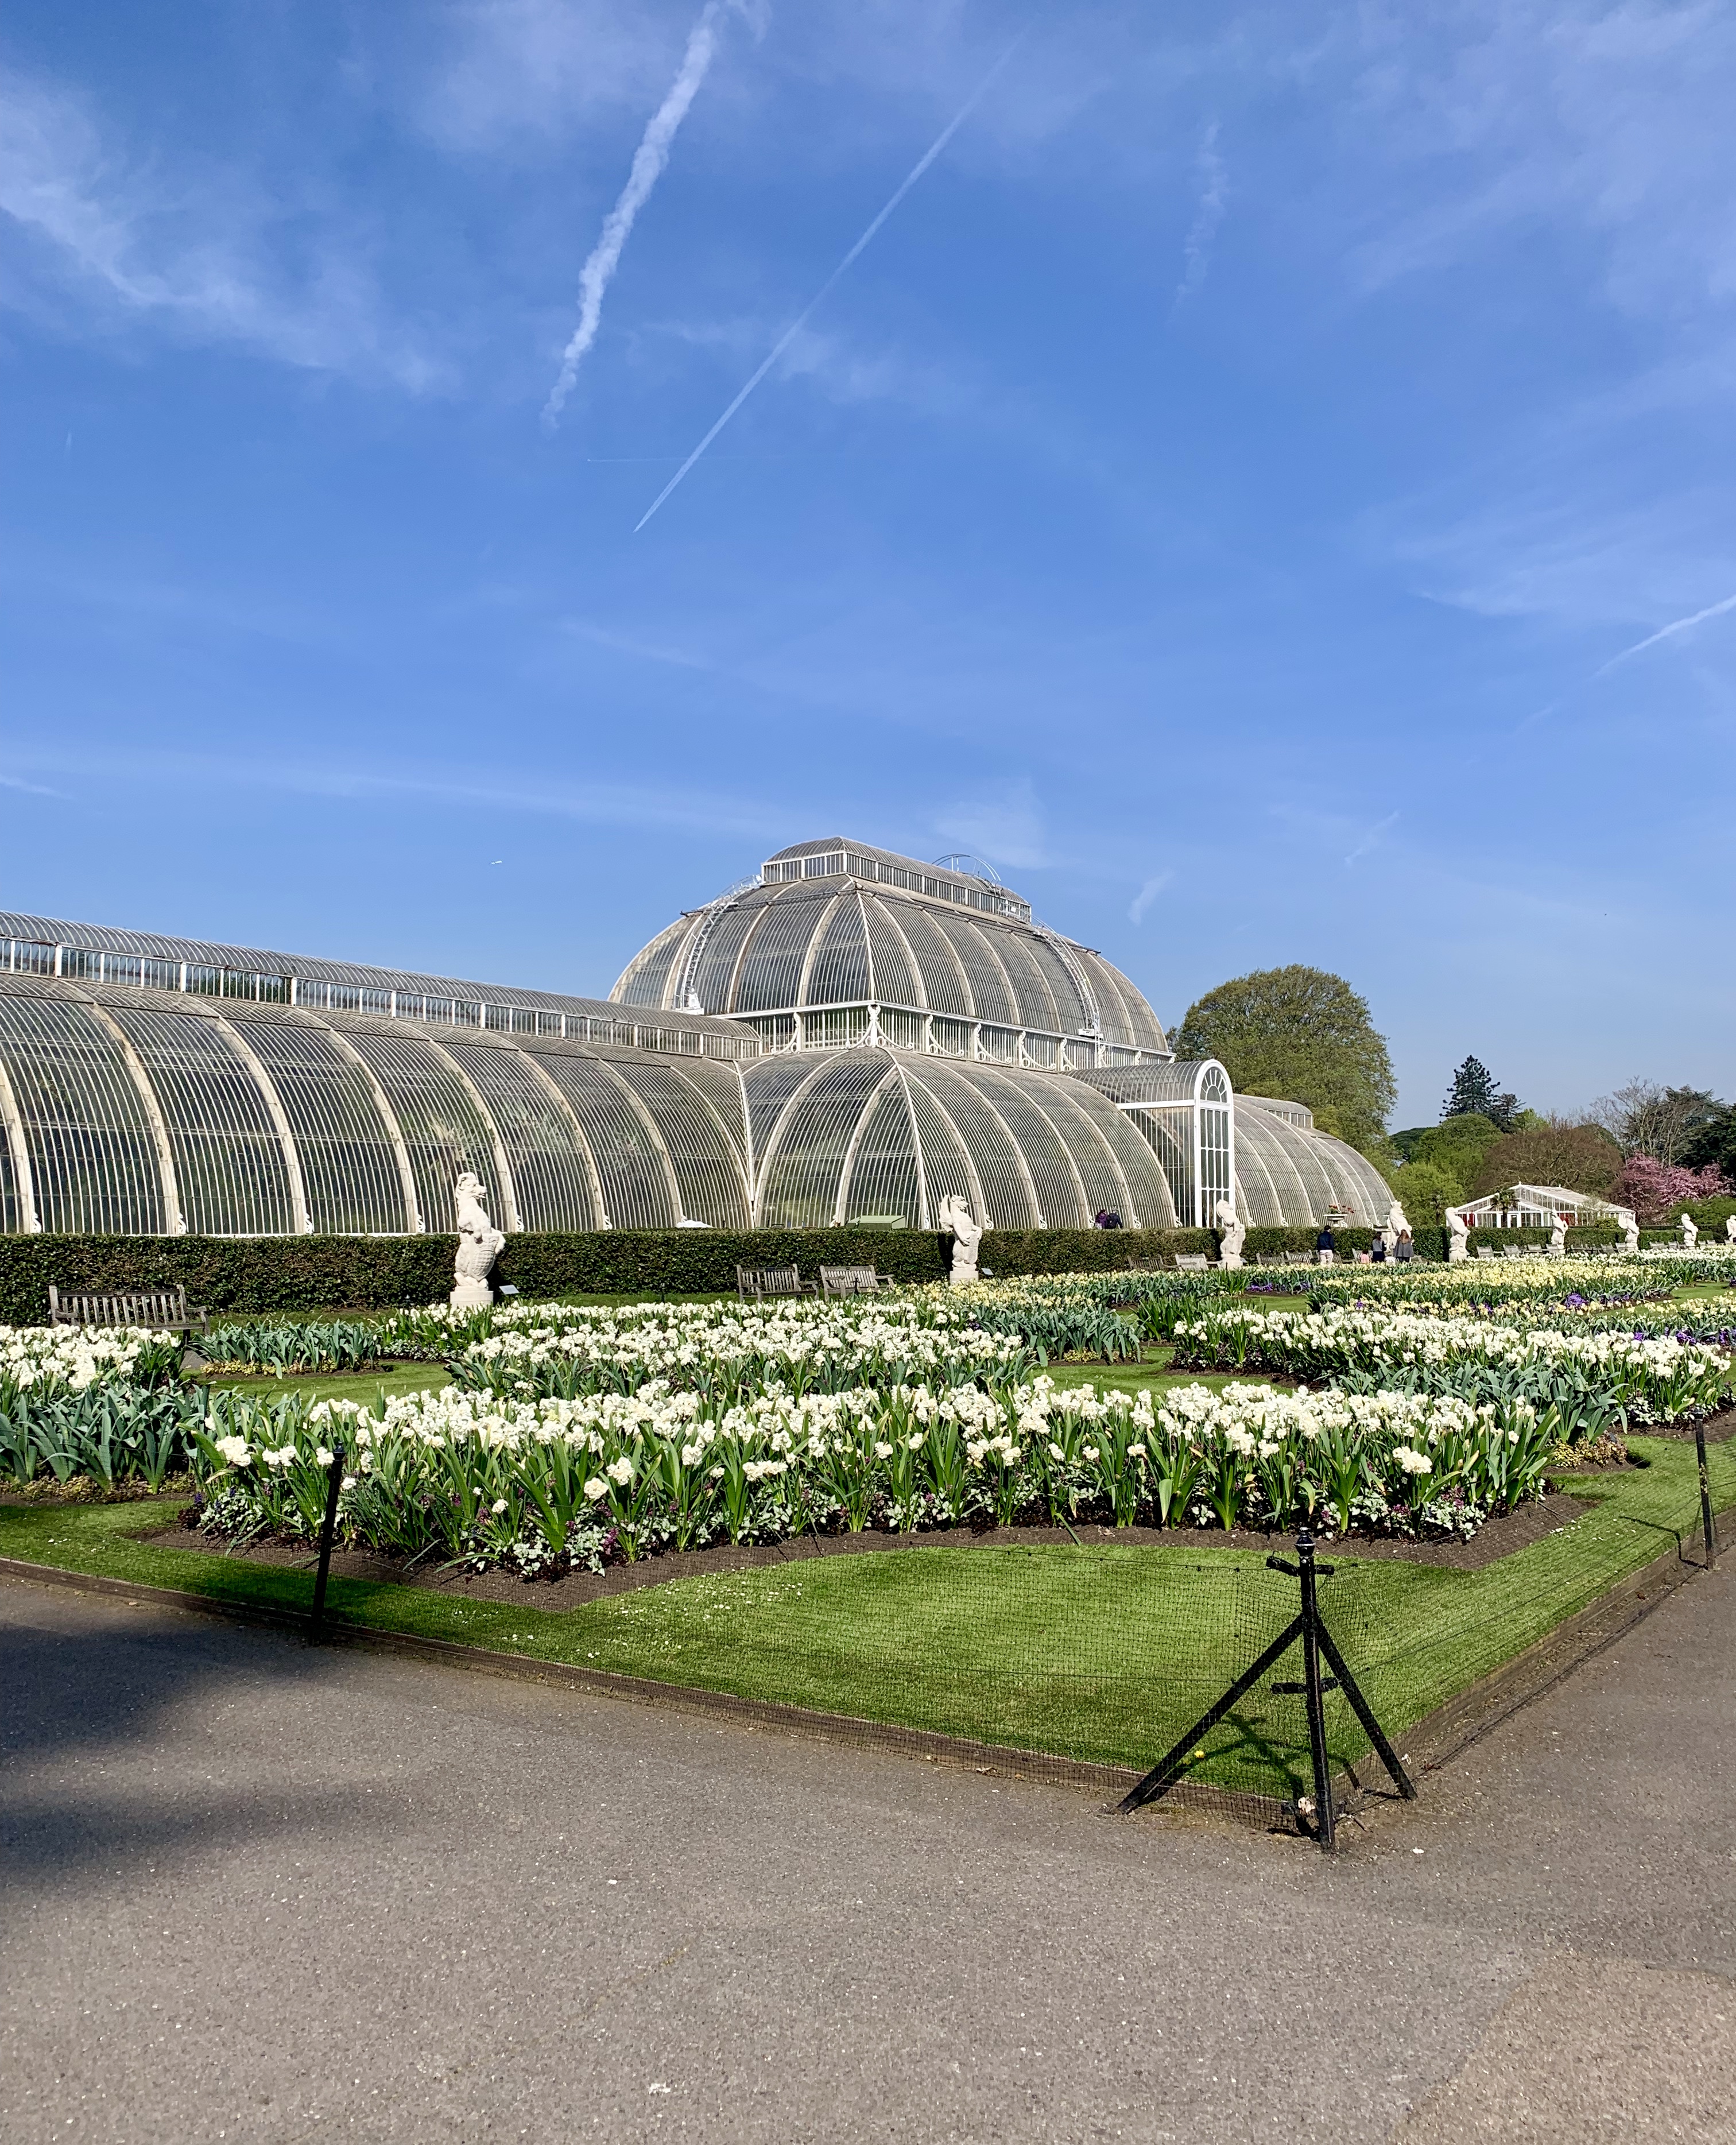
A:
1 1532 1718 1819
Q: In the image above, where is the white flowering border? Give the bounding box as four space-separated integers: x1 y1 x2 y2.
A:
191 1370 1555 1570
0 1323 180 1405
1169 1304 1732 1435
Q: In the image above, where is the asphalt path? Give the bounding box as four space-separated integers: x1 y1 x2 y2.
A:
2 1565 1733 2144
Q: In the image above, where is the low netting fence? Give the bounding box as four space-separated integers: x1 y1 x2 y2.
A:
255 1432 1726 1840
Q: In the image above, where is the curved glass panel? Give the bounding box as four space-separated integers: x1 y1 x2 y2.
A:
914 1064 1038 1229
840 1073 921 1225
888 903 969 1017
928 912 1018 1025
738 1054 821 1175
687 901 766 1012
652 1052 748 1161
804 894 871 1007
440 1041 599 1233
983 925 1061 1033
967 1067 1089 1228
612 918 692 1007
0 994 165 1234
105 1005 293 1237
861 898 921 1009
227 1016 410 1234
596 1055 750 1229
530 1052 677 1230
1026 1081 1135 1223
339 1029 504 1233
0 1113 18 1233
735 896 826 1013
758 1052 890 1228
901 1070 977 1217
1025 934 1095 1036
1230 1106 1297 1225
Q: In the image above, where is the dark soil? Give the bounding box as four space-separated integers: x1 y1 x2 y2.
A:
142 1484 1599 1609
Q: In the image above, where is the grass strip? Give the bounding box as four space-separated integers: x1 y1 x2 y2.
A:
3 1438 1730 1801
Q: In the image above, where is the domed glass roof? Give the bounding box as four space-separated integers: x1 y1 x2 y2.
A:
612 839 1167 1069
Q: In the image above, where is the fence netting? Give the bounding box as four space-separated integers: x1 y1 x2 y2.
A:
559 1432 1729 1832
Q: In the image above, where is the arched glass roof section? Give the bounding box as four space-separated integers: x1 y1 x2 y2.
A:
1232 1101 1394 1229
0 902 1389 1242
610 839 1168 1070
743 1048 1178 1232
0 970 758 1241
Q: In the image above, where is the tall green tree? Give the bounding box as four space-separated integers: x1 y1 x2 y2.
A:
1173 965 1396 1156
1441 1055 1521 1128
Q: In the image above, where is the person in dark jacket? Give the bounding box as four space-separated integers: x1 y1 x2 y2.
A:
1316 1225 1336 1264
1395 1230 1414 1263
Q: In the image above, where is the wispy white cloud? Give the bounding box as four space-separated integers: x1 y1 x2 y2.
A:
1343 810 1398 866
633 32 1025 529
1592 588 1736 676
0 67 443 388
1128 871 1172 923
1173 119 1225 305
544 3 744 423
0 773 65 798
6 741 787 842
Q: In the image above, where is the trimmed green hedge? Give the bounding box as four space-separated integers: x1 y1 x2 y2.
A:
0 1226 1219 1325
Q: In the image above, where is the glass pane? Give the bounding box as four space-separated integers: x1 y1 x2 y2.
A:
0 994 165 1233
227 1016 410 1233
104 1005 293 1237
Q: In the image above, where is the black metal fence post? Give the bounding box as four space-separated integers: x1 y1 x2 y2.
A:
306 1443 346 1644
1295 1527 1336 1851
1696 1424 1717 1568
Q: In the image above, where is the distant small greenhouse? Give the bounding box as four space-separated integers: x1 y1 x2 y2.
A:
1456 1184 1625 1228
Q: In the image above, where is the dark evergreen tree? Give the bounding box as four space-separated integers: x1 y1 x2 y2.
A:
1442 1055 1500 1122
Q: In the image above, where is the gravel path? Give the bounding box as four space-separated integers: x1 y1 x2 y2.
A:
3 1562 1732 2143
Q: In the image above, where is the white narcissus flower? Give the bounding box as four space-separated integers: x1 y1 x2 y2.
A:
583 1477 608 1501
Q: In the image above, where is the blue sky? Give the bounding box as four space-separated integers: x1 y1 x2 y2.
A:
2 0 1732 1128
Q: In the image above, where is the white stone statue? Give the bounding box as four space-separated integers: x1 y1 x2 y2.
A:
1548 1212 1568 1257
1680 1211 1698 1250
1726 1215 1736 1245
1446 1208 1470 1262
451 1171 506 1310
1616 1208 1641 1254
1382 1198 1409 1257
936 1195 987 1286
1214 1197 1246 1269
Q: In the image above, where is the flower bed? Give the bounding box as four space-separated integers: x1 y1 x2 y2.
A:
1168 1304 1732 1438
0 1323 200 1494
187 1371 1556 1575
1 1323 182 1404
205 1273 1242 1379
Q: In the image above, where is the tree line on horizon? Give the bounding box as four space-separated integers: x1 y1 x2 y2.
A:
1171 966 1734 1228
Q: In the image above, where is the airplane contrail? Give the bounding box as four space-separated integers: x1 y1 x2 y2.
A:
633 34 1026 532
544 3 729 426
1591 588 1736 677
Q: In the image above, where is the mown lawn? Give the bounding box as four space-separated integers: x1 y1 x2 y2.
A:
3 1435 1729 1803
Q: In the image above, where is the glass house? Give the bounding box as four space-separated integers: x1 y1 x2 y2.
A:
0 852 1393 1237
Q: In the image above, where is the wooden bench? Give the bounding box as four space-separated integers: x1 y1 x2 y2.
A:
736 1264 812 1302
1173 1253 1211 1270
818 1265 886 1298
47 1283 209 1337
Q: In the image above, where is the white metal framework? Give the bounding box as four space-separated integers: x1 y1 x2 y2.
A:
612 838 1168 1074
0 895 1392 1238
